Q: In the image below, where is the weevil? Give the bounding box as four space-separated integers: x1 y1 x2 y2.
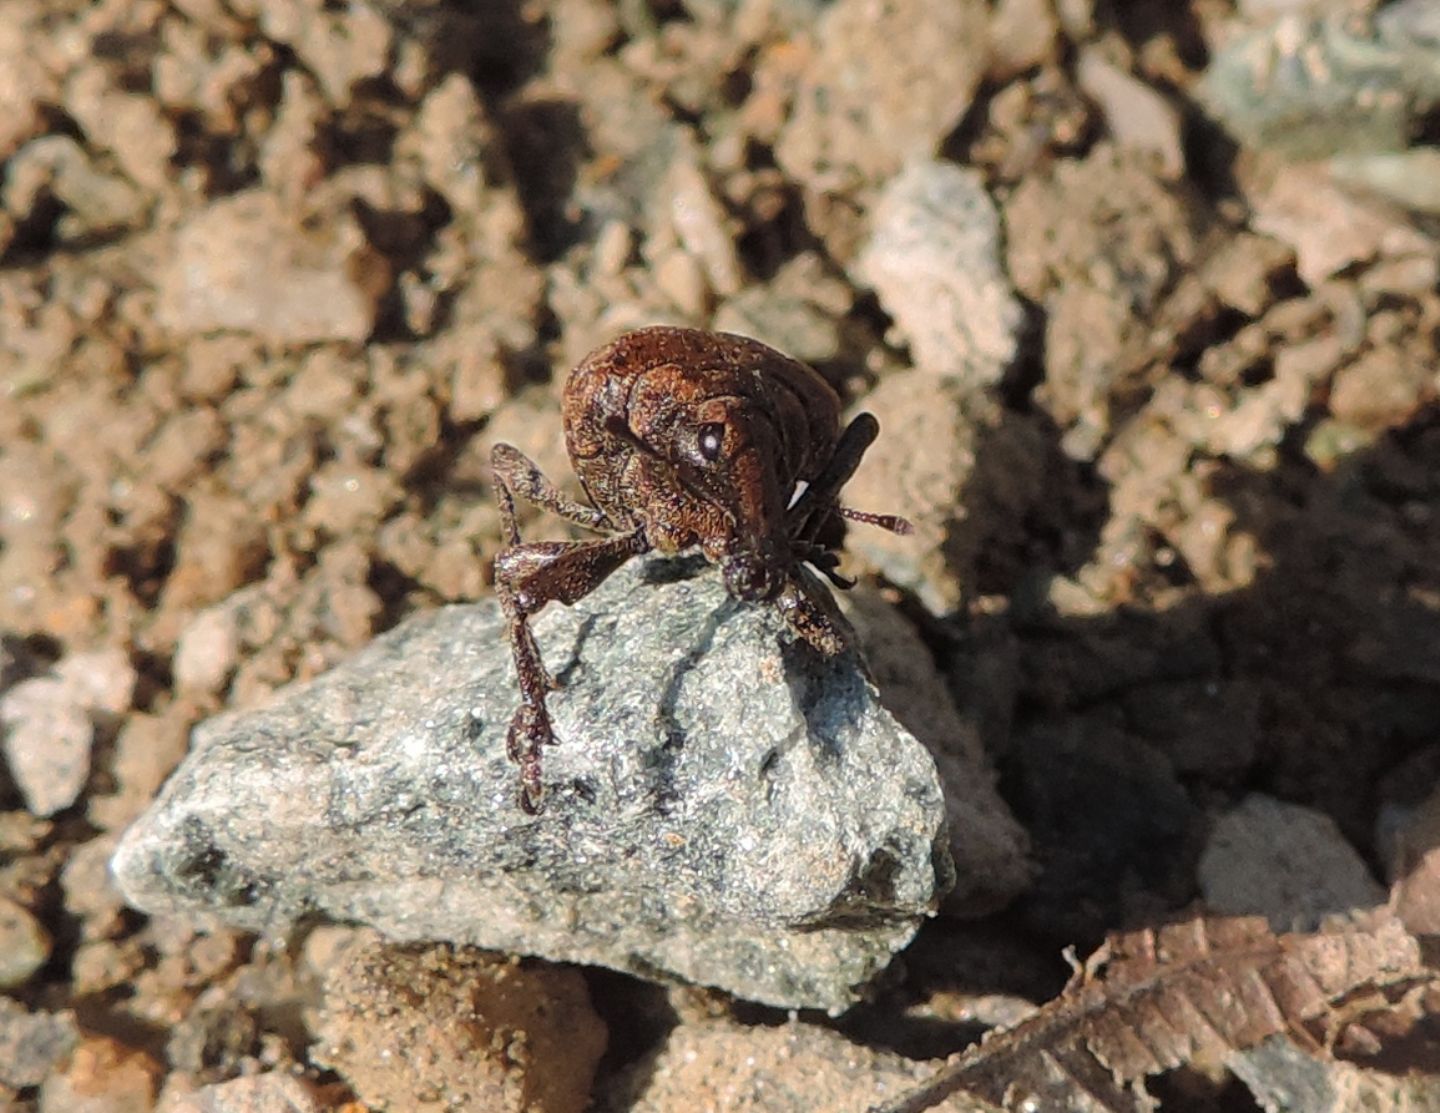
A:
491 326 909 813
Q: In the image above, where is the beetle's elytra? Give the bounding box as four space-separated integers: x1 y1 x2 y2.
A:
491 326 909 814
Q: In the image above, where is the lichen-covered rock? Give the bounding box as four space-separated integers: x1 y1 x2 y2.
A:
853 161 1023 389
113 556 964 1012
1198 5 1440 160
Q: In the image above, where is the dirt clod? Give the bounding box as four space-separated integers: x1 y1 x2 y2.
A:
314 933 606 1113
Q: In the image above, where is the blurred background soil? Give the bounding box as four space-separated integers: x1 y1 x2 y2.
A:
2 0 1439 1110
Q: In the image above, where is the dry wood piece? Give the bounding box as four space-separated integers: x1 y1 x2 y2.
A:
874 915 1431 1113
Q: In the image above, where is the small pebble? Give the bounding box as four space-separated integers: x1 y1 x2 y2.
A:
1199 793 1386 931
0 998 78 1090
2 649 135 817
0 896 51 988
38 1034 160 1113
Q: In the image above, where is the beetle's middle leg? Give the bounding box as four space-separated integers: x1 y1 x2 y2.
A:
774 566 854 658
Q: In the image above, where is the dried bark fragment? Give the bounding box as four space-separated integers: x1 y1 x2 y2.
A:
874 915 1431 1113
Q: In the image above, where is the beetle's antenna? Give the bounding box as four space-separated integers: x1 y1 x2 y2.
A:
838 506 913 535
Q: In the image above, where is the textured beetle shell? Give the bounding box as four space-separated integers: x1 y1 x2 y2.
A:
562 327 842 551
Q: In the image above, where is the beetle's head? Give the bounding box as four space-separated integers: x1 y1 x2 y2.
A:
672 400 793 600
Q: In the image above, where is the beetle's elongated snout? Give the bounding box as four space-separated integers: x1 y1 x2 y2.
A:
722 540 786 602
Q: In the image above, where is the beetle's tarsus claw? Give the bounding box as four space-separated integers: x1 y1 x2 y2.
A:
517 757 545 813
506 703 555 812
518 748 546 813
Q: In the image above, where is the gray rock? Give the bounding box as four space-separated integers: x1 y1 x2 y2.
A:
1229 1034 1440 1113
1229 1037 1343 1113
112 557 955 1013
1199 793 1386 931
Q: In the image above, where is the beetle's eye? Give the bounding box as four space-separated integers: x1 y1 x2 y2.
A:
697 423 725 462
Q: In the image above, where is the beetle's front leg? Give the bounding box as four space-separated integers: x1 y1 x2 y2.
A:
492 442 614 536
774 566 855 658
493 531 650 813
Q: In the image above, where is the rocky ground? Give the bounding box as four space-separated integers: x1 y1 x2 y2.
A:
3 0 1440 1110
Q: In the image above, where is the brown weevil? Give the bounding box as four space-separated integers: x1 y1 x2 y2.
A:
491 326 910 813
